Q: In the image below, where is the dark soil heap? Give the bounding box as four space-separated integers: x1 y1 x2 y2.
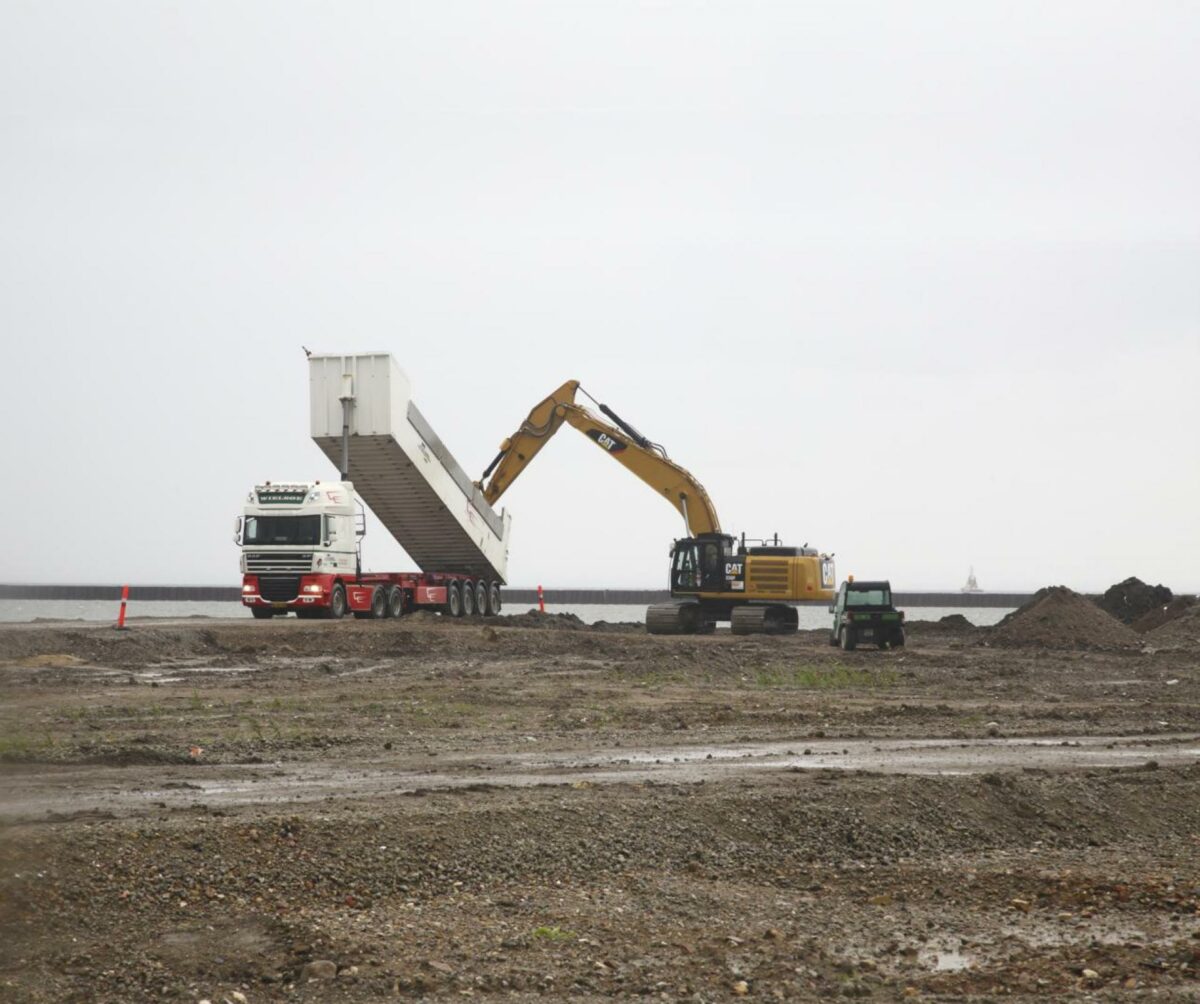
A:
1096 576 1173 625
1132 595 1197 634
992 586 1139 650
1147 603 1200 648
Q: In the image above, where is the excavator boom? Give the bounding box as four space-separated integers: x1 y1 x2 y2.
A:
480 381 721 537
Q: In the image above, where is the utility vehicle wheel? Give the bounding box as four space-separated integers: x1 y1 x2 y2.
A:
327 584 347 620
828 632 839 647
876 639 889 650
893 631 906 648
250 607 274 620
839 626 857 651
386 586 404 618
445 582 462 618
487 582 501 616
461 579 476 616
474 580 488 616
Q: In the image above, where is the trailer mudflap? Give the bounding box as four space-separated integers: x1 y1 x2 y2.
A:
417 585 447 606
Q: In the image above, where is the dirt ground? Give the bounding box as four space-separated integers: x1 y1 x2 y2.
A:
1 612 1198 1002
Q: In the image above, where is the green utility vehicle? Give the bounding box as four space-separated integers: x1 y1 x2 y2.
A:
829 580 905 650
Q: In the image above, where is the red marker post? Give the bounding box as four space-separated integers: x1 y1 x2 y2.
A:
116 584 130 630
537 584 545 613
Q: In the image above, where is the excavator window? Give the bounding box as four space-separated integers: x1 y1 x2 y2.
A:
672 543 700 592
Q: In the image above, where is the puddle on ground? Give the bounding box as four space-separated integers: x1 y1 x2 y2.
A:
919 947 974 972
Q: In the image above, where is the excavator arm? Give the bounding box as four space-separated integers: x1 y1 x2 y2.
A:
479 380 722 537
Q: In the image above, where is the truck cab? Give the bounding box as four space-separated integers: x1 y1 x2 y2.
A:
236 481 361 618
829 579 905 650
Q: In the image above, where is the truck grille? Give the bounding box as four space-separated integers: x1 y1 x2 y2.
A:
748 558 790 595
245 552 313 573
258 576 301 602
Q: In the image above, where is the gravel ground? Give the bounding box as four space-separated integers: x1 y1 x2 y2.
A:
1 614 1198 1002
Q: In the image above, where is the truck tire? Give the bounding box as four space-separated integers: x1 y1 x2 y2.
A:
386 586 404 618
474 580 487 617
487 582 502 616
461 579 476 616
354 586 387 620
839 626 857 651
445 582 462 618
328 584 347 620
250 607 274 620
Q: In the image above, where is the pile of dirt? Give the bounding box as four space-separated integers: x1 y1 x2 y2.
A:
992 586 1140 650
492 610 586 630
1096 576 1174 624
1131 595 1197 634
1146 603 1200 648
937 613 974 629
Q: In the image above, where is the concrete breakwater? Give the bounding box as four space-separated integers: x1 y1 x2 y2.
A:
0 582 1031 607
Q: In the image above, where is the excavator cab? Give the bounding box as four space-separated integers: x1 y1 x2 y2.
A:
670 533 735 595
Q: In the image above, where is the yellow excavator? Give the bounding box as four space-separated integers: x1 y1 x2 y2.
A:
478 380 836 635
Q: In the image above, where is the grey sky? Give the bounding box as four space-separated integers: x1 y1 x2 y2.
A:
2 2 1197 592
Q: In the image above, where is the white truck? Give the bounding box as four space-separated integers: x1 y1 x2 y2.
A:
236 354 512 620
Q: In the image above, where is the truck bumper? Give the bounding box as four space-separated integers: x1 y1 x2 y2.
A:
240 574 335 610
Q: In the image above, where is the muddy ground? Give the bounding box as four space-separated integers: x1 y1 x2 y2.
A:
1 613 1198 1002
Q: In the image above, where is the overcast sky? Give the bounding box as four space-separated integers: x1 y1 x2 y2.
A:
2 1 1197 593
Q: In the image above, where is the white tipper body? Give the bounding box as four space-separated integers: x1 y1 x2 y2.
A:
308 353 511 583
239 482 359 578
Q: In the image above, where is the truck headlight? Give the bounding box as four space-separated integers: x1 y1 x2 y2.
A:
302 584 323 594
241 584 255 593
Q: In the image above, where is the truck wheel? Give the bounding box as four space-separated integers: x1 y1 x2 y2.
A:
461 579 476 616
250 607 274 620
352 587 379 619
474 580 487 617
386 586 404 618
328 584 347 620
839 626 857 651
366 586 387 619
445 582 462 617
487 582 501 615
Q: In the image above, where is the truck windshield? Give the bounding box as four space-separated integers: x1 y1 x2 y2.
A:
846 588 890 607
244 515 322 546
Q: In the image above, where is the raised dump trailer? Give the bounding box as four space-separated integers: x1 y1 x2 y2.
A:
237 354 511 620
309 353 511 583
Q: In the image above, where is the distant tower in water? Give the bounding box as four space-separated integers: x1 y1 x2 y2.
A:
962 566 982 593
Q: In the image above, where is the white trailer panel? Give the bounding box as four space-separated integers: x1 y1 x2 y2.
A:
309 354 511 582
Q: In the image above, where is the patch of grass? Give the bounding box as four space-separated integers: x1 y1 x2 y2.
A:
753 663 901 689
531 925 576 942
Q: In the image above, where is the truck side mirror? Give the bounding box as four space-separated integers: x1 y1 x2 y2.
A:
233 516 242 546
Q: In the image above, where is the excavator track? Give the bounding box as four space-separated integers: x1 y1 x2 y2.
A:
730 604 800 636
646 602 713 635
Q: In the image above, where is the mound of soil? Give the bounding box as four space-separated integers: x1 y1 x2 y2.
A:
1096 576 1174 624
492 610 586 630
992 586 1139 650
1131 595 1197 634
1146 603 1200 648
937 613 974 629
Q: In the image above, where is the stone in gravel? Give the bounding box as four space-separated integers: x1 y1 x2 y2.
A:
732 980 749 995
302 960 337 980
